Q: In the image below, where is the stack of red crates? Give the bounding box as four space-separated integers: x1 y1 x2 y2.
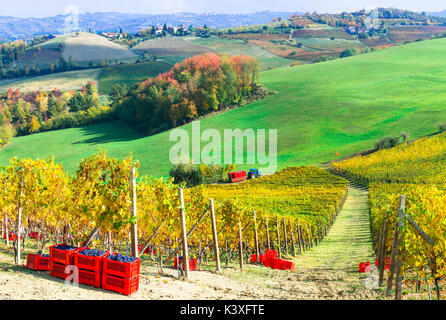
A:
26 253 50 271
74 249 109 288
102 253 141 296
49 244 84 280
174 257 197 271
251 249 295 271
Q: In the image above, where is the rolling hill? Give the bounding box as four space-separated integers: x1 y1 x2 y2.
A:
62 32 138 66
2 37 446 177
12 32 138 72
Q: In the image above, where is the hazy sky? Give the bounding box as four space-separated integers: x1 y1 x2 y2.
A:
2 0 446 18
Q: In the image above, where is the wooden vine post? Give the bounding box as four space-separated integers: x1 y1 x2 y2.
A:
386 195 405 298
253 210 260 263
276 217 282 259
378 221 388 286
209 199 221 273
297 223 304 253
1 214 4 239
2 181 7 245
178 188 190 279
282 218 289 256
238 220 244 271
4 212 9 247
16 170 24 265
290 223 297 257
129 166 138 258
265 217 270 249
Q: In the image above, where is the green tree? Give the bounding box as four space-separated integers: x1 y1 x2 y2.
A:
340 48 359 58
110 84 128 104
57 57 69 71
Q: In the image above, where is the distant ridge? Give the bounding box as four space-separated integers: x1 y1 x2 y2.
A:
430 9 446 18
0 11 302 41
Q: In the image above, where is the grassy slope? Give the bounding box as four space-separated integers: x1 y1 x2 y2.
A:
2 38 446 177
62 32 138 66
98 61 172 94
294 185 374 268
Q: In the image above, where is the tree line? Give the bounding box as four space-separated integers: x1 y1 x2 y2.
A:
112 53 260 135
0 82 113 147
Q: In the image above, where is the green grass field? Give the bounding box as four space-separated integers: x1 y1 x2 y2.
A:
98 61 172 94
188 37 293 70
2 37 446 177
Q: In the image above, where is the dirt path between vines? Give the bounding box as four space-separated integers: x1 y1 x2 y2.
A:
0 184 382 300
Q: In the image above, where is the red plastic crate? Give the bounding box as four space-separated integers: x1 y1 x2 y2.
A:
281 260 295 271
138 244 155 255
50 261 73 280
263 255 274 267
272 258 284 270
78 268 102 288
74 249 109 272
26 253 51 271
102 273 139 296
191 259 196 271
26 253 37 270
265 249 278 259
50 244 84 265
38 256 51 271
364 262 371 273
359 261 372 273
103 254 140 278
29 231 43 240
174 257 197 271
3 233 22 241
251 254 264 263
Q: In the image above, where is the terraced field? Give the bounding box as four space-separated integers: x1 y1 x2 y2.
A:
134 37 212 64
388 25 446 43
188 37 293 70
292 28 355 40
